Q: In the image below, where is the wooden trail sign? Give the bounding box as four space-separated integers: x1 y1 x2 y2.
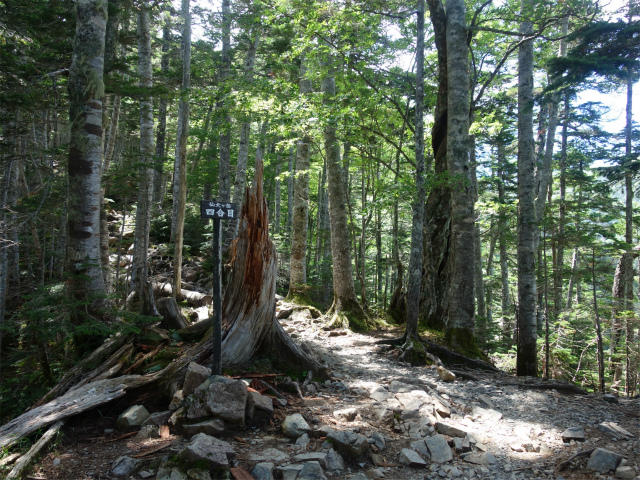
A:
200 200 237 375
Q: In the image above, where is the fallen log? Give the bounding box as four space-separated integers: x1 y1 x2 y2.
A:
73 342 134 389
0 375 151 449
177 317 213 342
500 380 588 395
6 421 64 480
31 334 129 408
152 282 212 307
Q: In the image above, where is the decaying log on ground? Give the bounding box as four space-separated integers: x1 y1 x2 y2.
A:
421 339 501 373
123 343 165 374
0 376 151 449
177 317 213 342
157 297 190 330
6 421 64 479
152 282 212 306
74 342 135 389
31 334 129 408
499 380 588 395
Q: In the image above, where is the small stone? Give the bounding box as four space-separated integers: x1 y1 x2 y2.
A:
252 462 275 480
410 439 430 456
399 448 427 467
116 405 150 428
247 448 289 463
293 452 328 469
182 419 225 438
509 444 524 452
156 465 188 480
325 448 345 472
425 434 453 463
333 407 358 422
562 427 585 442
275 465 304 480
602 394 619 404
615 465 636 479
350 474 368 480
437 366 456 382
370 432 386 451
183 362 212 396
297 461 327 480
138 471 154 479
110 456 141 477
586 447 622 473
367 468 385 478
327 429 369 460
282 413 312 439
471 406 502 422
435 421 468 438
295 433 311 451
142 411 173 427
52 458 61 466
463 453 488 465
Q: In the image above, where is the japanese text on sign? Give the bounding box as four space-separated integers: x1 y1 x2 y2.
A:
200 200 238 220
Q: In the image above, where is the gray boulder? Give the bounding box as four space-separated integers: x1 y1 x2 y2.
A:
134 424 160 441
399 448 427 467
435 422 468 438
111 456 141 477
298 461 327 480
325 448 345 473
425 434 453 463
176 433 236 477
410 439 430 457
275 465 304 480
282 413 312 439
252 462 275 480
116 405 150 428
246 391 274 425
561 427 585 442
293 452 328 469
327 430 369 460
586 448 622 473
142 410 173 427
187 380 247 425
182 418 225 438
183 362 212 396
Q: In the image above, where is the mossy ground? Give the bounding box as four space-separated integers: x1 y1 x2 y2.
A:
444 327 490 362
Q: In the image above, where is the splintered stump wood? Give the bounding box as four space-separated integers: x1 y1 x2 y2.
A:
221 160 328 378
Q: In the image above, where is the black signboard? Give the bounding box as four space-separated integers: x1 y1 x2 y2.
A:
200 201 237 220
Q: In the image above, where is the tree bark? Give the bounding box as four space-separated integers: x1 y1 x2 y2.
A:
405 0 426 339
219 0 232 245
153 11 171 210
66 0 107 308
321 40 366 327
287 61 312 299
171 0 191 299
131 2 157 316
445 0 475 347
516 0 538 376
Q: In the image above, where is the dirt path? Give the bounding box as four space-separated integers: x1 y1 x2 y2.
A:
9 304 640 480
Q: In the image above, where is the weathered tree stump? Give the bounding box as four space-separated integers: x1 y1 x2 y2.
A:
157 297 190 330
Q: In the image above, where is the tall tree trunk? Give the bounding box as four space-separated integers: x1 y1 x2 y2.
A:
231 28 261 238
287 146 294 237
287 60 312 300
153 11 171 210
219 0 232 245
444 0 475 347
321 42 366 328
516 0 538 376
624 65 635 396
171 0 191 299
130 2 157 316
471 136 485 321
554 92 569 318
592 248 606 393
274 155 281 234
0 159 17 350
66 0 107 310
422 0 449 330
405 0 426 339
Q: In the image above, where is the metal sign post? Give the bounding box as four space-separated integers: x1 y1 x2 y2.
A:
200 200 237 375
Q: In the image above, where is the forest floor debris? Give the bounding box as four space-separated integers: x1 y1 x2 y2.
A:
4 302 640 480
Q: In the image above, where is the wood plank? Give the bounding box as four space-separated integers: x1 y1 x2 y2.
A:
230 466 255 480
6 421 64 479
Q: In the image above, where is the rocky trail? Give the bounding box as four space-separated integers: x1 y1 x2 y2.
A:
7 301 640 480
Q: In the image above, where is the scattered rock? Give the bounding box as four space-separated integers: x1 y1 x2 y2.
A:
326 429 369 460
333 407 358 422
247 448 289 463
246 391 274 425
615 465 636 479
437 366 456 382
425 434 453 463
370 431 386 451
435 421 468 438
116 405 150 428
599 422 634 439
282 413 312 439
182 362 212 396
186 468 212 480
169 390 185 411
142 410 173 427
399 448 427 467
586 447 622 473
187 380 247 425
325 448 345 472
252 462 275 480
275 464 304 479
297 461 327 480
111 456 141 477
603 394 619 404
561 426 585 442
133 424 159 441
471 405 502 422
176 433 236 477
462 453 490 465
182 419 225 438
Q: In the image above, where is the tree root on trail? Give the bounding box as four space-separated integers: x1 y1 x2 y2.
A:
556 448 595 472
499 380 588 395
